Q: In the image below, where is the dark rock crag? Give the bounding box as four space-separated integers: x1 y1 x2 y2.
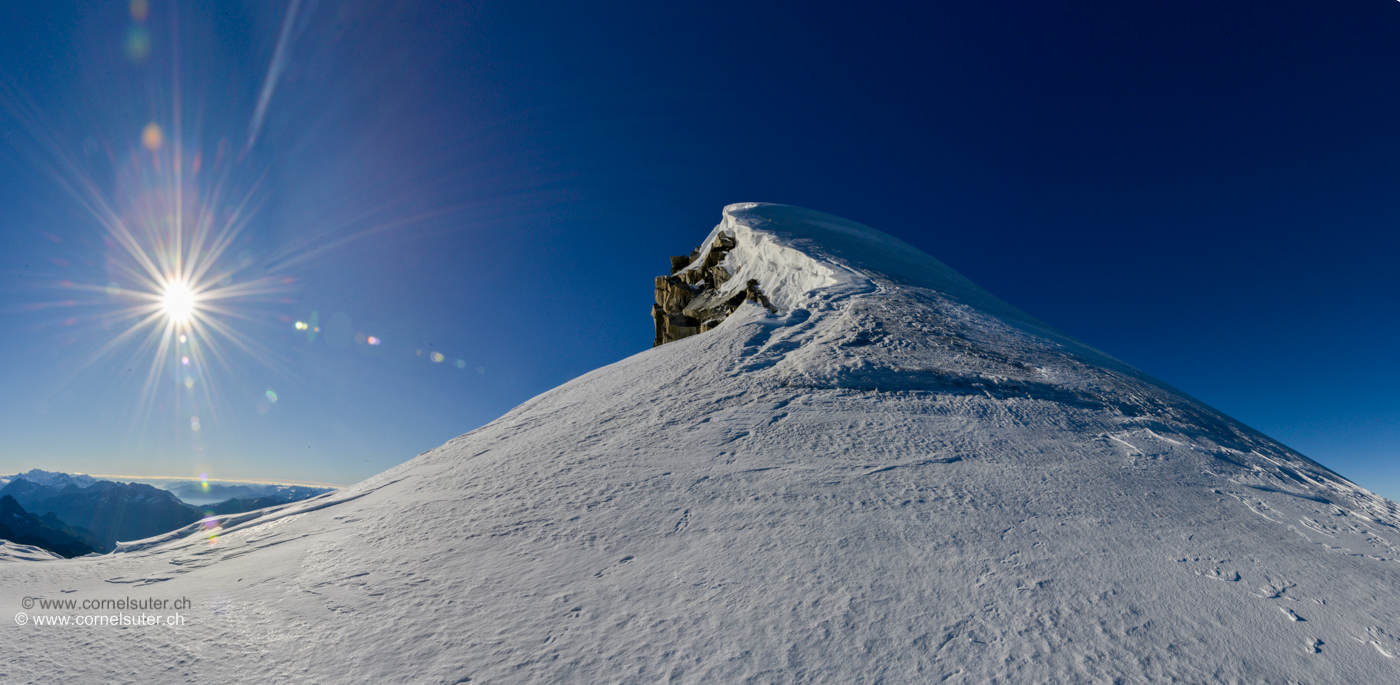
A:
652 232 775 346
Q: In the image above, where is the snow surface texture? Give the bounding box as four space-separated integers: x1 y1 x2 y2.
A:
4 203 1399 683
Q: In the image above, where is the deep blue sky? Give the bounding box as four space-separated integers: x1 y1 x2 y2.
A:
1 1 1396 499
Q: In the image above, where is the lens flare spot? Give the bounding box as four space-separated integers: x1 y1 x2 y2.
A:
430 351 444 363
455 359 466 369
265 389 278 403
190 416 201 431
141 122 162 150
200 514 221 546
179 334 187 344
105 283 122 298
294 321 308 330
125 28 151 63
181 356 190 366
367 336 381 346
303 312 320 342
184 377 194 389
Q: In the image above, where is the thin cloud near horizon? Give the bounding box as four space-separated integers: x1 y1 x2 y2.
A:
1 472 343 489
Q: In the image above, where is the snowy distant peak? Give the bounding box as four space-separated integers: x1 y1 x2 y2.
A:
1 469 96 491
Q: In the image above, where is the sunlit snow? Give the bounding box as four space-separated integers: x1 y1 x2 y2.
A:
3 204 1398 682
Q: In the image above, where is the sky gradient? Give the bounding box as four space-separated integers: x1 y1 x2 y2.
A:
1 1 1396 500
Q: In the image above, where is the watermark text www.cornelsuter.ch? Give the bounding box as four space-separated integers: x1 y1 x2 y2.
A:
16 595 190 628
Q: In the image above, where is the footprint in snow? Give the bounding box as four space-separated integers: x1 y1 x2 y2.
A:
1199 568 1240 582
1354 627 1400 658
1252 580 1295 599
593 556 635 577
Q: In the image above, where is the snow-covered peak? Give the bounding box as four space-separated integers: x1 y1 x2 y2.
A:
684 204 1152 384
686 203 1068 327
2 469 97 491
708 203 1008 315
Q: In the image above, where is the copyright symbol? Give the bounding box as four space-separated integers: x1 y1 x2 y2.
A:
21 597 33 609
15 612 27 625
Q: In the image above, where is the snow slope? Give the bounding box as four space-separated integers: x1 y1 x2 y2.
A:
4 203 1399 683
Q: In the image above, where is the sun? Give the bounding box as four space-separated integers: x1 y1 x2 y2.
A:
160 280 198 326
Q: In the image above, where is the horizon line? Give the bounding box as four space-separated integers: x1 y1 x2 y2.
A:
85 473 346 489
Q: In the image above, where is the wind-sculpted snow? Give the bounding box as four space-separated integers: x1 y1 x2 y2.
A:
0 541 63 563
3 204 1398 683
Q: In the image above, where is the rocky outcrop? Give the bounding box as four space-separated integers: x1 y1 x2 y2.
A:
653 232 775 346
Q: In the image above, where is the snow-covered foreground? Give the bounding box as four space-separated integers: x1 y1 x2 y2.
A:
5 204 1399 683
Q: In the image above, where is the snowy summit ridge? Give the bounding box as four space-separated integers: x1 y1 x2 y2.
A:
4 204 1399 683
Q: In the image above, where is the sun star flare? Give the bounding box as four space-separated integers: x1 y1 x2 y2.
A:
160 279 198 326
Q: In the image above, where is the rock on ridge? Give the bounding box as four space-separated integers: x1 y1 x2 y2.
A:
651 231 778 346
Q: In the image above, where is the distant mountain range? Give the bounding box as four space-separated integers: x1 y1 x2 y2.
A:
206 497 293 515
0 479 202 553
162 480 332 505
0 469 97 490
0 471 336 555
